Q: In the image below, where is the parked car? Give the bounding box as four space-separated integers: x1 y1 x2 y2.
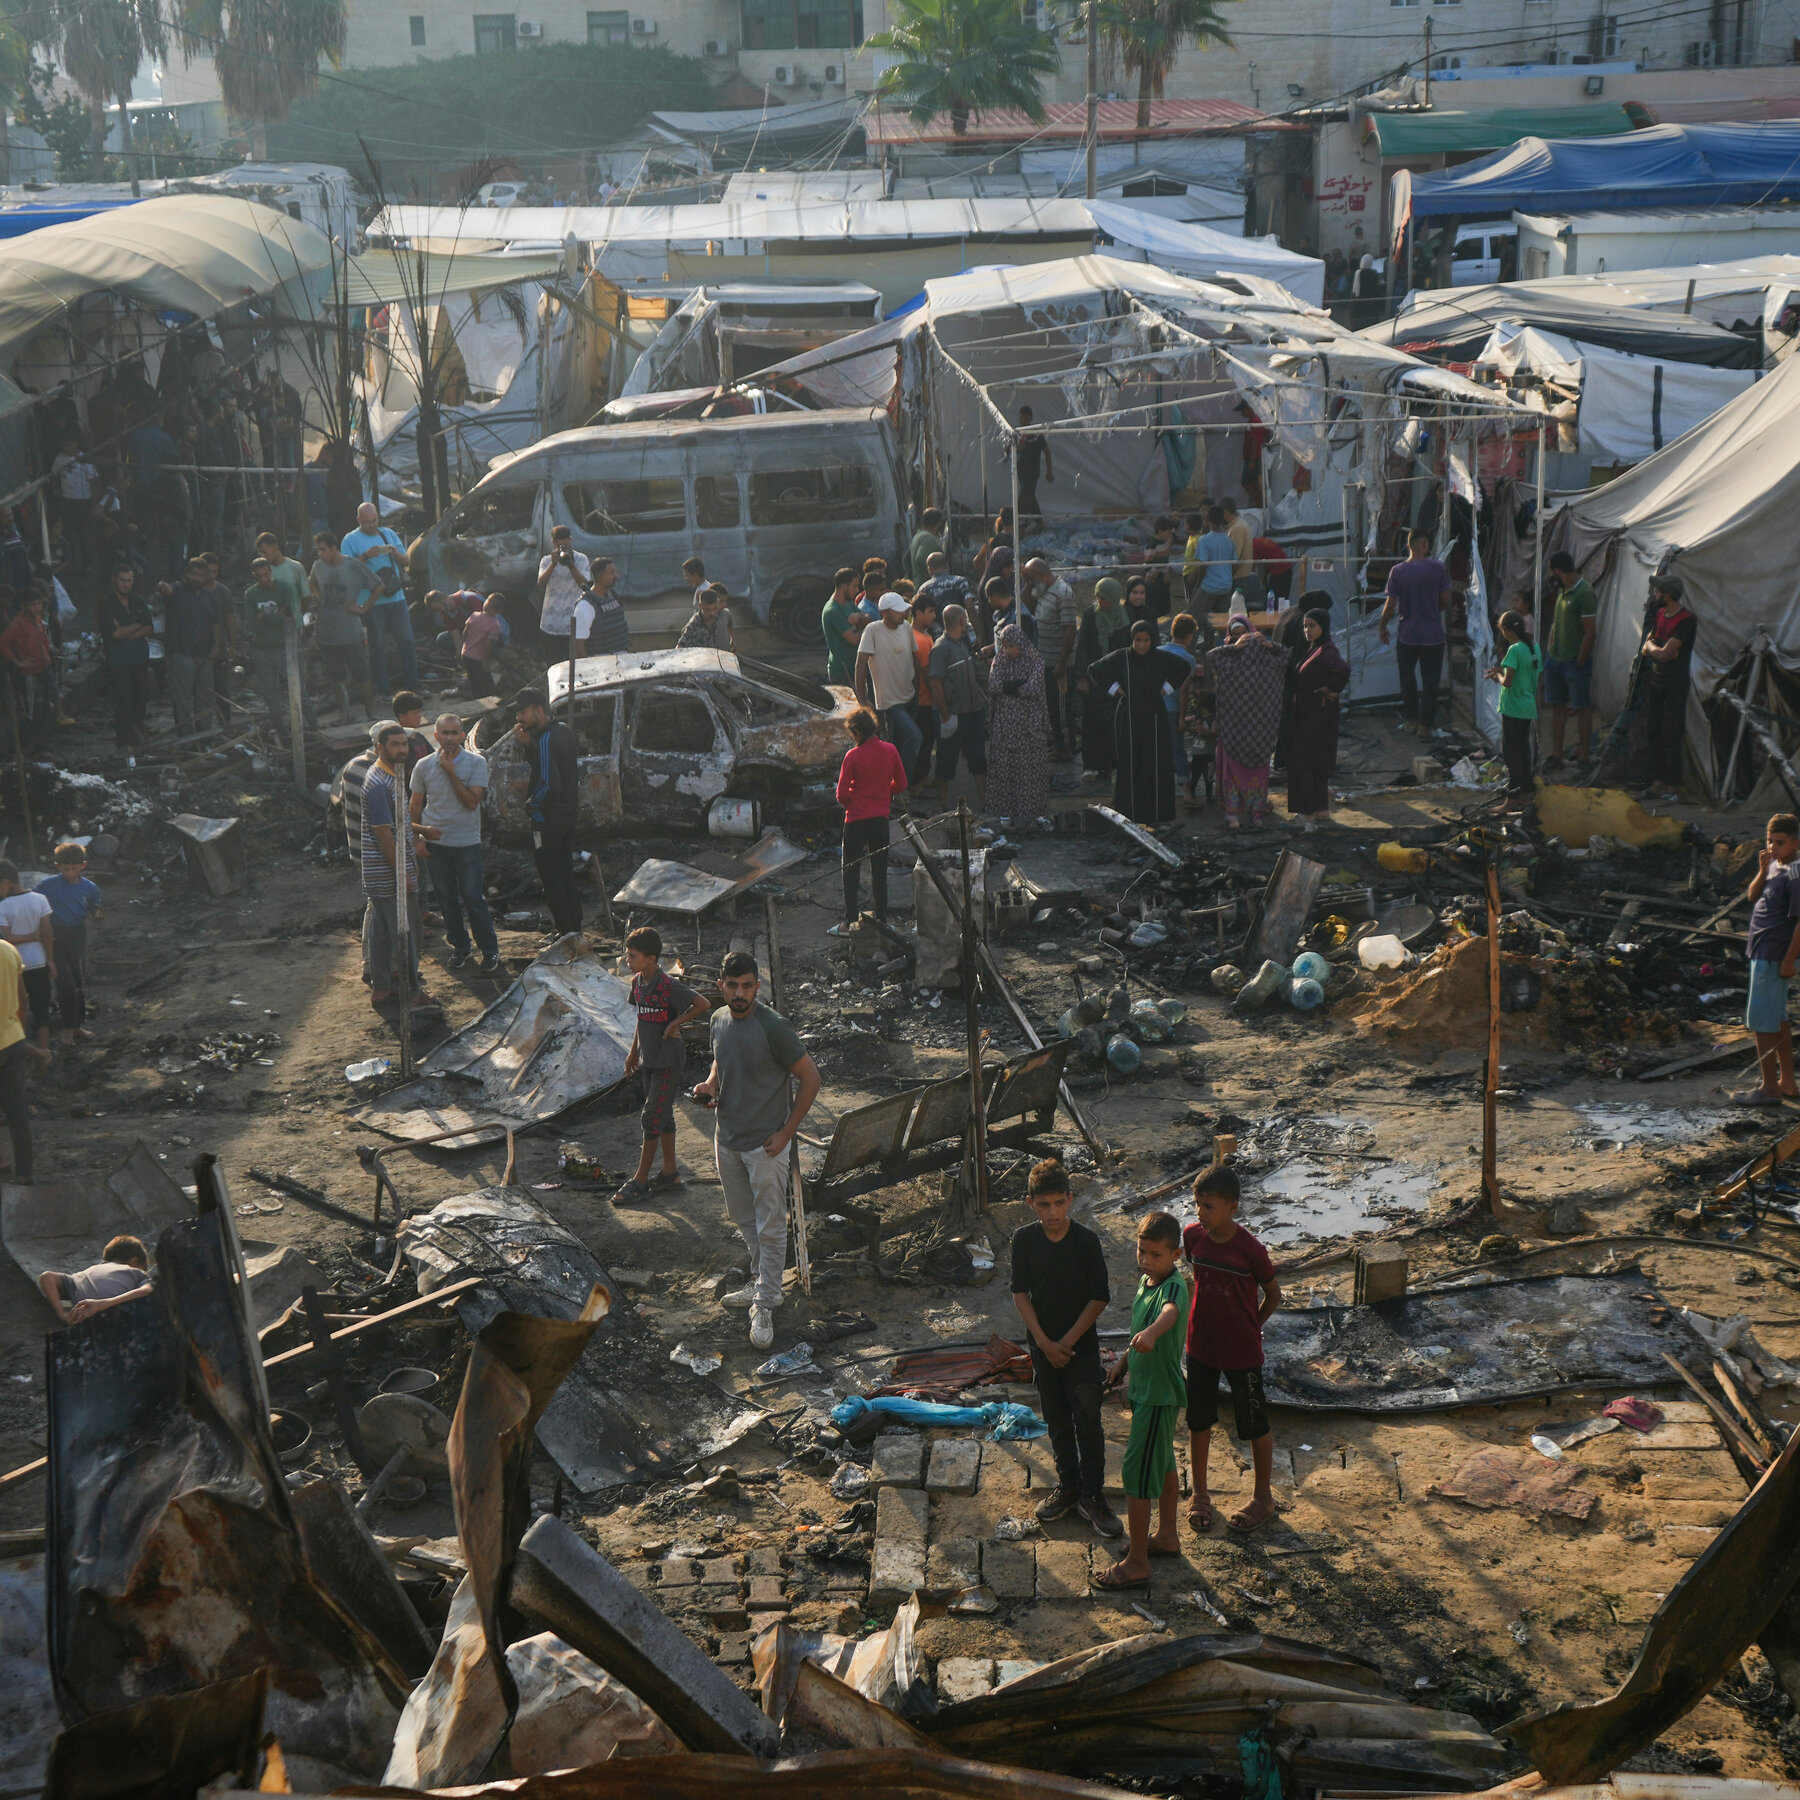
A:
410 407 908 640
1451 222 1517 286
469 646 858 836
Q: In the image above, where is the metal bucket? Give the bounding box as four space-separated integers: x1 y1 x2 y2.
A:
707 796 761 840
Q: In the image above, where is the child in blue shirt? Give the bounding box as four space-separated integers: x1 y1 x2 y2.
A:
37 842 101 1044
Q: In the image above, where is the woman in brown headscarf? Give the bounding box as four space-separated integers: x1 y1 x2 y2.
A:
1207 618 1289 829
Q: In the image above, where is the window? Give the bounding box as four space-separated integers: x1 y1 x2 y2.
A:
695 473 740 528
635 691 716 753
1452 235 1486 262
1389 0 1419 9
748 464 876 526
739 657 834 709
451 484 537 537
409 13 426 43
563 476 686 535
569 693 617 751
588 8 630 41
741 0 862 50
474 13 517 52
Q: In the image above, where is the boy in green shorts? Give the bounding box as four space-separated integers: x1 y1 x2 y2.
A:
1095 1210 1189 1591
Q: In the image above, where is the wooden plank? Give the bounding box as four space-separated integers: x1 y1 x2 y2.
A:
262 1275 484 1369
1661 1352 1768 1475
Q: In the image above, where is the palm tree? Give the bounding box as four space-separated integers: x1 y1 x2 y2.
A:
1096 0 1236 130
39 0 171 196
177 0 346 160
867 0 1060 137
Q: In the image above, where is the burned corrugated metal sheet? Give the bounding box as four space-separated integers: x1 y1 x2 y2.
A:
2 1140 191 1289
1505 1424 1800 1783
924 1632 1509 1790
44 1157 426 1776
401 1188 761 1492
1263 1274 1704 1412
356 941 637 1148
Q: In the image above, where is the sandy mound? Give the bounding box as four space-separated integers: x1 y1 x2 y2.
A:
1349 935 1685 1056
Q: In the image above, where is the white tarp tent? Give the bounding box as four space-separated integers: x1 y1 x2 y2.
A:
1478 320 1761 464
1554 352 1800 787
371 201 1325 308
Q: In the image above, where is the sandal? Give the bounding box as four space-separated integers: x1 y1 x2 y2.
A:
648 1171 685 1192
1091 1561 1151 1592
1730 1089 1784 1108
1227 1498 1278 1535
612 1179 654 1208
1188 1498 1216 1533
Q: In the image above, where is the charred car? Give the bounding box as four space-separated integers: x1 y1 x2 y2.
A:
470 646 857 836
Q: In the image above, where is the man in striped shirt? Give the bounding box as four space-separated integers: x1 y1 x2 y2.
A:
360 719 438 1012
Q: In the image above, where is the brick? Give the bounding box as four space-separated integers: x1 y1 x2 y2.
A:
748 1610 787 1636
926 1438 982 1495
1036 1537 1091 1600
995 1438 1059 1490
658 1557 699 1588
996 1658 1046 1687
747 1545 785 1576
871 1432 925 1489
936 1656 997 1705
704 1605 751 1632
981 1540 1036 1600
620 1562 655 1592
875 1485 930 1548
976 1449 1029 1500
716 1633 750 1665
747 1575 787 1611
698 1556 744 1583
925 1537 982 1595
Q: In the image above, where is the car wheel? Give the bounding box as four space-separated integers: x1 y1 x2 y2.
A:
768 581 825 644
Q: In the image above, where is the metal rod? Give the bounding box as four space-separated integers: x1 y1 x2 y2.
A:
284 614 308 794
959 803 990 1216
1085 0 1098 200
765 892 811 1296
1714 687 1800 809
1482 862 1501 1216
394 757 415 1079
1718 636 1766 806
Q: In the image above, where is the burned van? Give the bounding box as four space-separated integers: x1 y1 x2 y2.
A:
413 407 906 639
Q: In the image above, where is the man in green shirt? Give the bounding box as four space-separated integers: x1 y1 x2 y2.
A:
820 566 862 689
241 549 315 738
1542 551 1597 766
907 507 944 584
1095 1210 1188 1591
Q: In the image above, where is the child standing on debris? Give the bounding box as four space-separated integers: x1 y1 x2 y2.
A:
1486 610 1540 808
1740 813 1800 1106
615 925 710 1209
37 843 101 1047
1095 1210 1189 1591
1010 1159 1122 1539
1184 1165 1281 1535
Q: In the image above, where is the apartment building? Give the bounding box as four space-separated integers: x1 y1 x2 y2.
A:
341 0 1781 117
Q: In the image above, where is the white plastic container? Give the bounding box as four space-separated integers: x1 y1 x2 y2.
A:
1358 934 1408 970
708 796 761 839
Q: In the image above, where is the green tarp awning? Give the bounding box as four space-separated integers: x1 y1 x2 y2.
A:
1366 104 1640 158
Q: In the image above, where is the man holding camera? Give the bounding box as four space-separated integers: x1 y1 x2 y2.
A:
536 524 592 659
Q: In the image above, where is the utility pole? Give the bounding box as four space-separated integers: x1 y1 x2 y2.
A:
1085 0 1098 198
1424 16 1433 107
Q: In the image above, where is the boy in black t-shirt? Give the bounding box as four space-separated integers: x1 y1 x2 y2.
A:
1009 1158 1122 1538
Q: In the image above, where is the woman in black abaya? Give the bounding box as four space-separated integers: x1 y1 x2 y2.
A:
1090 618 1192 824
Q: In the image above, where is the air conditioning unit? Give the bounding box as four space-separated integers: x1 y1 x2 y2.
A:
517 19 542 35
1685 36 1718 62
631 16 656 32
773 62 795 82
822 60 843 81
704 37 730 52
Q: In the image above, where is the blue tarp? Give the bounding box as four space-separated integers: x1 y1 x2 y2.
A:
1398 121 1800 223
0 202 139 240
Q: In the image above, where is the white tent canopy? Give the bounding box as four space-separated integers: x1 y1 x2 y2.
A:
1555 352 1800 787
372 200 1324 308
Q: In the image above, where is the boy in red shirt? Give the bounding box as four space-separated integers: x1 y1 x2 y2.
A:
615 924 710 1208
0 590 53 676
835 707 907 924
1183 1165 1281 1533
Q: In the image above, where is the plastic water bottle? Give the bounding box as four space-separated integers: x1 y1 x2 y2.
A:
1287 976 1325 1011
1291 951 1332 984
345 1057 392 1083
1105 1034 1142 1075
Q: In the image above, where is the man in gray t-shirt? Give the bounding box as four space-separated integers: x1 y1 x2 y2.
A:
310 533 378 720
408 712 500 972
694 949 821 1348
